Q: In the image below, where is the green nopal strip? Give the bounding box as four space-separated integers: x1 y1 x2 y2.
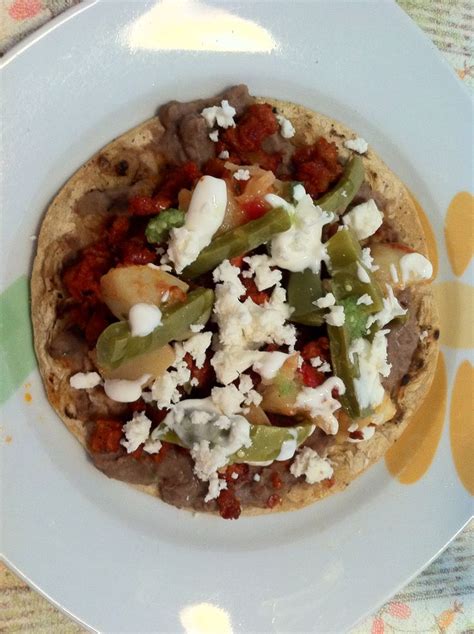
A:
0 275 36 403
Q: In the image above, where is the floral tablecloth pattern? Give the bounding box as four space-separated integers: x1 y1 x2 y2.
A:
0 0 472 632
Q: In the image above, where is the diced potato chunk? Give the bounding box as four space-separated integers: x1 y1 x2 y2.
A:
100 344 175 380
259 355 300 416
335 391 396 443
100 265 188 319
357 391 397 428
370 243 416 290
245 404 271 426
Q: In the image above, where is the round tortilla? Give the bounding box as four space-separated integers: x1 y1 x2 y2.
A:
31 97 439 516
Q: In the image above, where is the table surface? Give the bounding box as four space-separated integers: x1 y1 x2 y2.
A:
1 0 472 632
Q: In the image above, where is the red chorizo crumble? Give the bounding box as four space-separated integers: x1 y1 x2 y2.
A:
217 488 242 520
271 472 283 490
266 494 282 509
292 137 343 197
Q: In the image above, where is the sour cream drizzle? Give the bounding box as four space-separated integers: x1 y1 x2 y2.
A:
104 375 151 403
266 190 333 274
252 351 290 381
295 376 346 435
167 176 227 273
129 303 162 337
399 253 433 285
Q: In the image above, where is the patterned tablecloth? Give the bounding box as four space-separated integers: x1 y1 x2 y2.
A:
0 1 472 632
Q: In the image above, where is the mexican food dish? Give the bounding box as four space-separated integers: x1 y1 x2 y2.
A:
31 85 438 519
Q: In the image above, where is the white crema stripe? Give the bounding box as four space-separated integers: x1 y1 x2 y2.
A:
295 376 346 435
266 189 333 274
104 375 151 403
129 303 162 337
399 252 433 284
167 176 227 273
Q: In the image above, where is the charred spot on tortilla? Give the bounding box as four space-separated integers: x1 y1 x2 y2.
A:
115 160 129 176
31 85 438 519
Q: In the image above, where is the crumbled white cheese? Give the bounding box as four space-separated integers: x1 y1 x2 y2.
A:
201 100 236 129
30 235 37 241
253 473 261 482
420 330 429 341
320 361 331 373
128 303 162 337
295 376 346 435
233 169 251 181
211 371 263 415
69 372 102 390
157 254 174 271
211 262 296 384
356 262 371 284
325 304 345 327
190 323 204 333
238 374 262 408
276 113 296 139
357 293 373 306
212 310 296 384
121 412 152 453
399 253 433 285
218 150 230 159
290 447 334 483
310 356 322 368
314 292 336 308
231 472 239 480
211 384 245 416
342 199 383 240
267 188 333 274
347 424 376 443
341 190 348 199
237 373 253 395
390 263 399 284
244 389 263 409
183 331 212 369
205 473 228 502
361 247 379 272
143 427 163 454
292 183 306 202
213 259 246 297
167 176 227 273
151 344 191 408
161 290 170 302
104 375 150 403
141 390 153 403
211 349 258 386
343 137 368 154
209 129 219 142
349 330 391 410
151 373 180 408
242 254 282 291
366 285 407 329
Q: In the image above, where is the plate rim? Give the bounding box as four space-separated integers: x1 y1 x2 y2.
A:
1 1 472 632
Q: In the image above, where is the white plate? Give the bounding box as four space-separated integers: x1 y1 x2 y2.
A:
1 1 472 632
